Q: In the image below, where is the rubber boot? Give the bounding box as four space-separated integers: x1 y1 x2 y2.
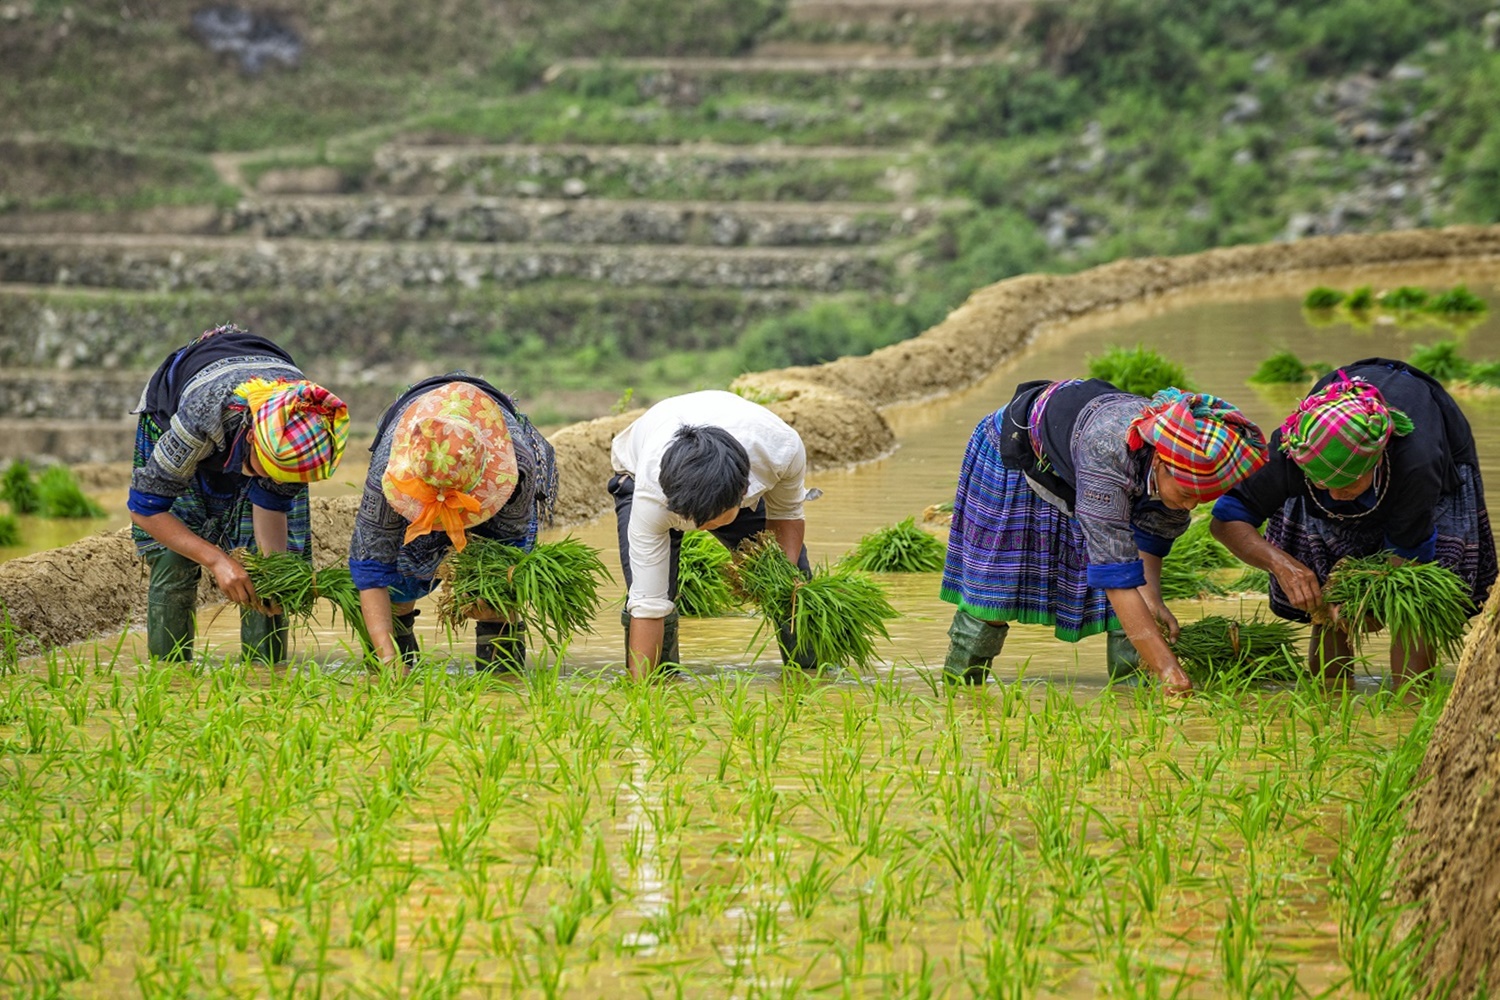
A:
1106 629 1141 683
621 610 681 673
392 610 421 668
145 549 199 663
943 609 1008 685
475 621 526 673
240 609 287 665
777 622 820 672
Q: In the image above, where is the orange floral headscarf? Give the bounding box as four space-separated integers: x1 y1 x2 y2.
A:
381 382 518 551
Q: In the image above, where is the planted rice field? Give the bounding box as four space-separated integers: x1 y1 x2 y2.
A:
0 649 1437 997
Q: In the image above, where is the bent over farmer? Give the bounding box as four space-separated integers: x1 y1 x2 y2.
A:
128 323 349 663
349 374 557 672
609 390 817 676
940 380 1268 694
1211 358 1496 686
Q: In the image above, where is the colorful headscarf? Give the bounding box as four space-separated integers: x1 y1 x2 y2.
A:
1279 373 1414 490
236 378 349 482
381 382 519 552
1127 388 1269 502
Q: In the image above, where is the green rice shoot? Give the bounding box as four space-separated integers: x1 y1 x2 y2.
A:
1249 350 1317 384
1 461 38 515
1302 286 1345 309
437 536 609 649
840 517 946 573
1466 361 1500 388
1408 340 1472 384
1158 517 1235 600
1321 554 1473 664
1429 284 1488 314
675 531 738 617
1172 615 1303 683
0 513 19 547
1346 285 1375 310
1228 565 1271 593
36 465 105 519
1379 286 1429 311
730 532 896 671
234 549 373 649
1086 344 1192 398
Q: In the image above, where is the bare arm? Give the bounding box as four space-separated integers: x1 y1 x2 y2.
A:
1210 518 1321 612
767 518 806 568
1105 586 1192 695
131 510 259 606
1138 552 1180 641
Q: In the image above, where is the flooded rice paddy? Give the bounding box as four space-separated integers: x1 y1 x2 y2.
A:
4 258 1499 996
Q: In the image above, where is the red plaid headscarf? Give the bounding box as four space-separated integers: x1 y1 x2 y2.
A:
1127 388 1269 503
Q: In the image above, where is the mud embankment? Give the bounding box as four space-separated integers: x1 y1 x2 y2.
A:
8 224 1500 651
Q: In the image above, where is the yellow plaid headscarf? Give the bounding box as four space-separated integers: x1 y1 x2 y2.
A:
236 377 350 482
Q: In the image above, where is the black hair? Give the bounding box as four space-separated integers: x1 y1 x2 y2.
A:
659 425 750 526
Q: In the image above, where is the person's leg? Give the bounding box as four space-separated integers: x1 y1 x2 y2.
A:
1389 634 1436 691
240 607 287 665
145 549 200 662
711 503 816 670
943 608 1008 684
1310 623 1356 685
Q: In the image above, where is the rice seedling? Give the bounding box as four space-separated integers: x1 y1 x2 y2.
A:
1408 340 1472 383
1171 615 1303 683
1346 285 1375 310
1379 286 1430 311
839 517 946 573
1466 360 1500 387
1248 350 1317 384
1158 517 1236 599
1428 283 1488 314
233 550 373 648
0 461 38 515
35 466 104 519
674 531 738 617
1320 554 1473 662
1228 565 1271 593
1086 344 1193 397
728 533 896 671
1302 286 1345 309
436 536 608 649
0 515 18 547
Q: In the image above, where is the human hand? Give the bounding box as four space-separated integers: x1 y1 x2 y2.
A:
1271 555 1322 613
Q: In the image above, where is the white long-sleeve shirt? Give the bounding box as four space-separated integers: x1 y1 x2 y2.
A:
612 390 807 618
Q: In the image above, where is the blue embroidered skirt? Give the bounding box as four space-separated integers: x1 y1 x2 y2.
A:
939 410 1117 642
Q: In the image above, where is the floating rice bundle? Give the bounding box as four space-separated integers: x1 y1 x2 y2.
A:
1172 615 1303 682
729 533 896 671
436 536 609 648
233 550 373 648
1158 517 1236 600
676 531 738 617
1249 350 1318 384
1086 344 1192 398
840 517 946 573
922 500 953 526
1320 554 1473 663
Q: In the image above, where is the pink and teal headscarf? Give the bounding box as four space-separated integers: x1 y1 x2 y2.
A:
1127 388 1269 502
1280 374 1413 490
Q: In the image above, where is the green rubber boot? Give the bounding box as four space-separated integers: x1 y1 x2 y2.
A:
943 610 1008 685
145 549 199 662
392 610 421 668
1106 629 1141 683
621 610 681 673
240 609 288 665
476 620 526 673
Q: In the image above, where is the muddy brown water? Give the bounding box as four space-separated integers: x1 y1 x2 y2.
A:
94 258 1486 682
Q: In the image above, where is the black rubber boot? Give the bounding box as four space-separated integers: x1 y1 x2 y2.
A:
145 549 199 663
475 621 526 673
1106 628 1141 683
777 622 820 672
621 610 681 673
392 610 421 668
240 609 288 665
943 609 1008 685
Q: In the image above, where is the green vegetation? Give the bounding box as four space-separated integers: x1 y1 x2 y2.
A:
0 514 19 548
1250 350 1318 384
1087 345 1192 398
1322 554 1474 663
840 517 947 573
1303 287 1346 310
1230 565 1272 594
1379 286 1430 311
235 551 373 648
675 531 737 618
436 537 609 651
1467 360 1500 387
730 533 896 671
1172 615 1303 683
1409 340 1474 383
1346 285 1376 311
1301 285 1490 333
0 461 39 515
1429 284 1488 314
1159 518 1237 600
35 466 105 519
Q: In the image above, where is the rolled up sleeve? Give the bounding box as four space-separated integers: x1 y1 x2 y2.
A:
624 495 678 619
763 439 808 522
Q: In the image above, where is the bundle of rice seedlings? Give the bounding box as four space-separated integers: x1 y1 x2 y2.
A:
1303 286 1345 310
1429 284 1488 314
436 536 608 648
1228 565 1271 594
1320 554 1473 663
729 533 896 671
1172 615 1303 683
36 466 105 519
1346 285 1375 310
1249 350 1316 384
1465 361 1500 388
675 530 738 618
0 514 19 548
1158 518 1235 599
233 550 373 648
1087 345 1192 398
1 461 38 514
1380 286 1430 311
1409 341 1472 384
922 500 953 526
841 517 946 573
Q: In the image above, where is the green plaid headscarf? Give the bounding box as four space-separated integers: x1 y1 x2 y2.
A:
1279 374 1414 490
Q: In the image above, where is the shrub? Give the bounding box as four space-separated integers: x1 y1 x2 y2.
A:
1 461 38 515
1303 286 1345 309
1087 345 1192 397
737 300 905 372
1250 350 1314 384
36 466 105 519
1409 341 1472 384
